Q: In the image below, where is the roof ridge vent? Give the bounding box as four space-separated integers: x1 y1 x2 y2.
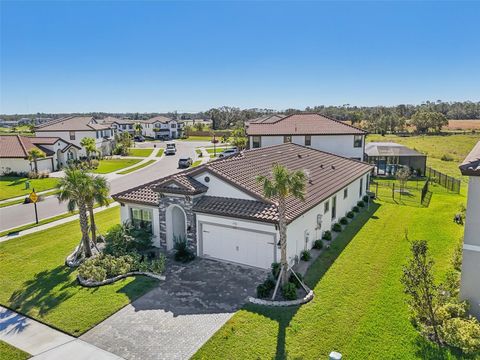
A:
297 153 302 158
320 164 324 169
331 165 335 170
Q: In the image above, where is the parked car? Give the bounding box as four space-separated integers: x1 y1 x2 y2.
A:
165 142 176 155
218 148 238 158
178 157 193 168
134 135 145 142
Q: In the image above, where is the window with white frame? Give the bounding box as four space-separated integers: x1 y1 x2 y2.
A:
344 187 348 199
353 135 363 148
305 135 311 146
324 200 329 213
130 208 153 233
359 178 363 197
252 136 261 148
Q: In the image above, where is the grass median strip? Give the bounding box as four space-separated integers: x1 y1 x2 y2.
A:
117 159 156 174
156 148 164 157
128 148 154 157
0 340 30 360
0 206 157 336
91 159 142 174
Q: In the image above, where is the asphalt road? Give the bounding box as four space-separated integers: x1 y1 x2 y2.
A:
0 140 209 232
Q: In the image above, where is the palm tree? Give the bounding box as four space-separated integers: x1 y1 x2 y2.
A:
27 148 46 175
80 137 97 163
257 164 306 285
57 168 93 258
134 122 143 136
85 175 110 246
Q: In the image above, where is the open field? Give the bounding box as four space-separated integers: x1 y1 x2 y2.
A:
128 148 154 157
194 187 465 359
446 119 480 130
367 134 479 182
91 159 142 174
0 340 30 360
0 207 157 336
0 177 59 201
0 126 33 136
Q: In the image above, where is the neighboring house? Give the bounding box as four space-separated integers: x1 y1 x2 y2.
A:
246 113 367 159
365 142 427 176
113 143 372 269
101 117 135 135
35 116 114 157
459 141 480 318
140 116 183 139
0 135 80 174
181 118 213 127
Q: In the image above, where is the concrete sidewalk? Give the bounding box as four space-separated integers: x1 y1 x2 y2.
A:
0 203 119 243
0 306 123 359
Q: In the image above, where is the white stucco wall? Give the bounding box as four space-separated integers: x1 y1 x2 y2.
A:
35 130 112 156
285 172 369 265
193 172 256 200
249 134 365 159
120 203 161 247
0 157 54 174
142 120 179 139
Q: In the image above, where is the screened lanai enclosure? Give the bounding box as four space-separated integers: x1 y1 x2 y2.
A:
364 142 427 176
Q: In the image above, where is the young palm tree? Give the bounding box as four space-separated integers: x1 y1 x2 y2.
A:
257 163 306 285
134 122 143 136
80 137 97 163
27 148 46 175
85 175 110 245
57 168 93 257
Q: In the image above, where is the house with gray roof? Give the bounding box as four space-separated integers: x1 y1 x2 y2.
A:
459 141 480 319
245 113 367 159
139 116 183 140
365 142 427 176
113 143 372 269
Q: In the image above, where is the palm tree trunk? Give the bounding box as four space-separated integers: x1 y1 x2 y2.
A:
88 204 96 245
34 159 38 174
278 196 288 285
78 201 92 257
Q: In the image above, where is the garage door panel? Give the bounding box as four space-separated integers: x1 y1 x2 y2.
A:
201 223 275 269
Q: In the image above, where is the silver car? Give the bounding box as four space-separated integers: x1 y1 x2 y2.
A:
218 148 238 158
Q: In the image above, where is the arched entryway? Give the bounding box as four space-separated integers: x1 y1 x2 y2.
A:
166 204 187 250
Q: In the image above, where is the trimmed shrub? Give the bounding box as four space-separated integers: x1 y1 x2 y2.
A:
282 282 297 300
362 195 369 202
352 206 360 213
256 283 270 299
264 277 276 291
332 223 342 232
340 217 348 225
104 222 153 257
322 231 332 241
271 262 281 278
300 250 311 261
313 239 323 250
174 237 195 263
442 317 480 355
357 200 365 208
289 272 304 289
346 211 354 218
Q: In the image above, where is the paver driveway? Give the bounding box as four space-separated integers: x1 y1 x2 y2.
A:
81 258 266 360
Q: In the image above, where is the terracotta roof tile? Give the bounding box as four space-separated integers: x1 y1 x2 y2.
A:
0 135 54 158
35 116 112 131
246 113 366 136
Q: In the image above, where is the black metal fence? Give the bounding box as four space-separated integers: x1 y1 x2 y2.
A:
371 180 429 207
425 167 461 194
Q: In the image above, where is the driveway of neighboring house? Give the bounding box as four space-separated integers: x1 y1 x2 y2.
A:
81 258 267 360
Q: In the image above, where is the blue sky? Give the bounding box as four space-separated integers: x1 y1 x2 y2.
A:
1 1 479 114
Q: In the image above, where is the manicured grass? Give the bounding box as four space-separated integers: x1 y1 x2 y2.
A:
128 148 154 157
91 159 142 174
117 159 156 174
194 188 466 359
0 207 157 336
0 189 60 208
0 340 30 360
0 177 59 201
367 134 479 182
156 148 164 157
192 160 202 167
182 136 213 142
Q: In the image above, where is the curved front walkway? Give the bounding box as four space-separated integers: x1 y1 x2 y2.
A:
81 258 266 360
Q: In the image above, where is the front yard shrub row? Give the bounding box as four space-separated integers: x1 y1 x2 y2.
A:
362 195 370 202
256 277 276 299
357 200 365 208
289 272 304 289
340 217 348 225
104 222 153 256
281 282 297 300
78 253 166 282
346 211 354 218
352 205 360 213
271 262 281 278
322 230 332 241
300 250 311 261
313 239 323 250
332 223 342 232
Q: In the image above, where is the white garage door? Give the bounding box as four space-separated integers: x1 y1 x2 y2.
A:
201 223 276 269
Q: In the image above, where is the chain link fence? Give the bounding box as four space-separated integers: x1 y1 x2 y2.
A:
425 167 461 194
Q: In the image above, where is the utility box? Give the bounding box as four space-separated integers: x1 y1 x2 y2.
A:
329 351 342 360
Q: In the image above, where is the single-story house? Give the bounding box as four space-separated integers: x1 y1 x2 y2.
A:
113 143 373 269
459 141 480 318
0 135 80 175
364 142 427 176
140 116 183 140
245 113 367 160
35 116 114 157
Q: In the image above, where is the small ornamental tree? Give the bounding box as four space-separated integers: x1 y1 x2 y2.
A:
80 137 97 163
401 237 441 345
231 127 248 150
396 166 411 192
27 148 46 175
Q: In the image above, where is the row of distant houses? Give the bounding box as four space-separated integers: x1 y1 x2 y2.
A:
0 115 185 175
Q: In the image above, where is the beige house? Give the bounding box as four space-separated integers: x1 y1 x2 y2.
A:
459 140 480 318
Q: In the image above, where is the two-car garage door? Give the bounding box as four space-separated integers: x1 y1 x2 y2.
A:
201 223 276 269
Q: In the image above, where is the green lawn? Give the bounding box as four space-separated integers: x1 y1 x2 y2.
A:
128 148 154 157
192 159 202 167
182 136 213 142
194 188 466 359
156 148 164 157
0 341 30 360
0 177 59 201
367 134 479 182
91 159 142 174
0 207 157 336
117 160 156 174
